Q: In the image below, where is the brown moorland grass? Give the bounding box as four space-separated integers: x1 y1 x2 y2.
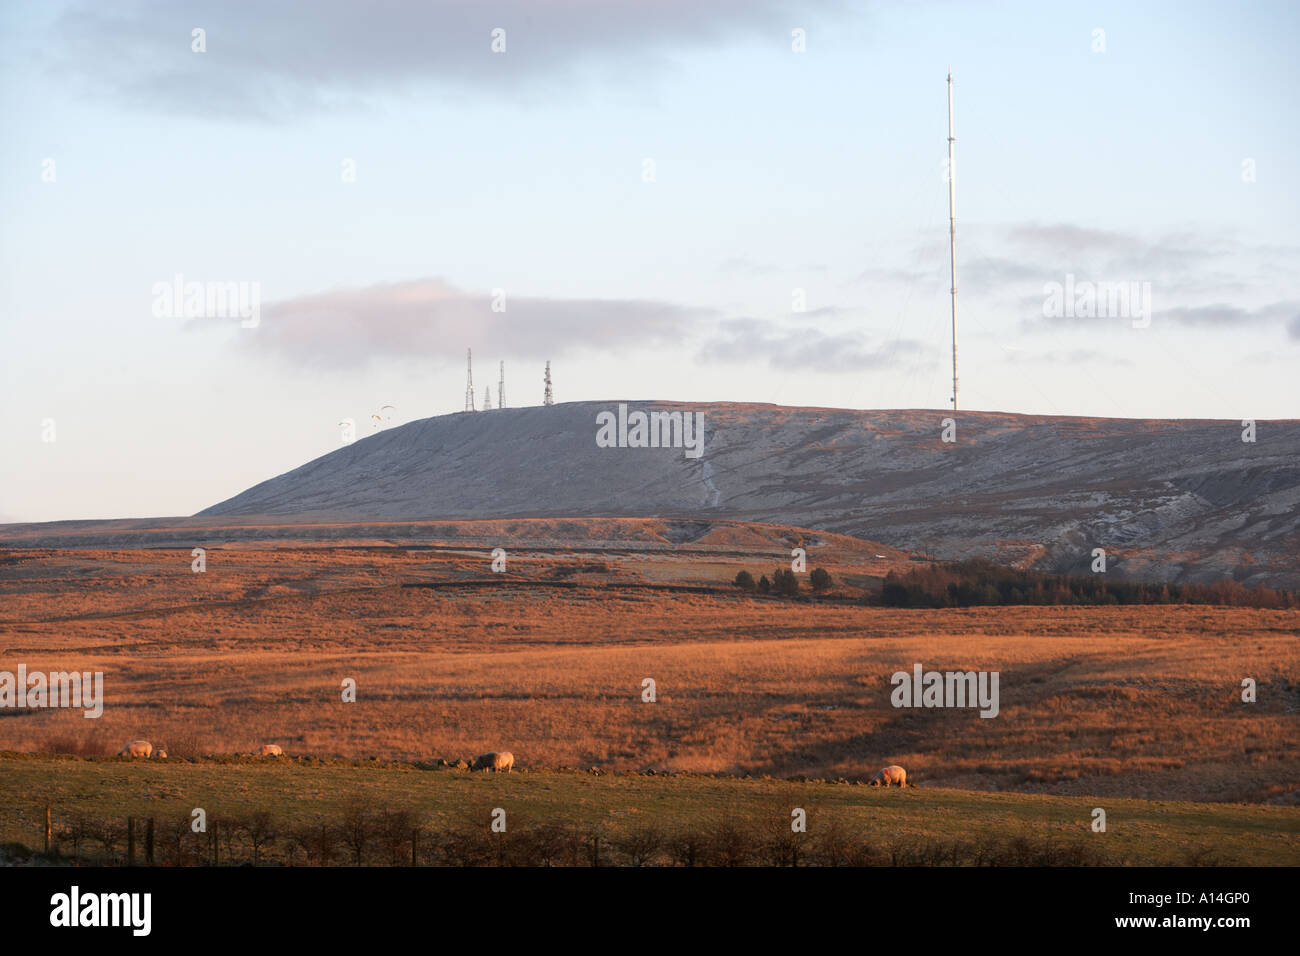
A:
0 541 1296 805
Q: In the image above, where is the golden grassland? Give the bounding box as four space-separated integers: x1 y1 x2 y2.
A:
1 537 1297 811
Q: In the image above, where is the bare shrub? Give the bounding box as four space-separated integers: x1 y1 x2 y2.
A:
551 824 594 867
667 829 709 867
756 798 807 866
209 815 244 865
510 822 570 867
614 826 665 867
1182 846 1222 867
376 807 417 865
339 799 373 865
760 827 806 867
162 733 217 760
245 811 278 864
810 821 877 866
46 735 113 757
710 820 751 867
159 814 202 867
436 824 494 867
91 818 126 862
292 820 341 866
56 812 93 861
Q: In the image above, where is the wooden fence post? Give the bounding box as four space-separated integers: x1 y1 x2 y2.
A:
411 828 418 866
213 820 219 866
44 805 51 855
146 818 155 864
127 817 135 865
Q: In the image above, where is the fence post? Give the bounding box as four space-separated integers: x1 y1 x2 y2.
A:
146 818 155 864
44 805 51 855
127 817 135 866
411 828 418 866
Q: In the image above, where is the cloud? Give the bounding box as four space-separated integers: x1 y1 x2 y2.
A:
698 317 930 372
212 277 911 373
854 265 938 286
999 223 1262 281
50 0 846 119
801 305 861 319
1159 301 1300 328
1015 292 1300 335
949 223 1300 338
219 278 711 368
962 255 1048 287
854 222 1244 294
1003 222 1141 257
720 257 777 277
1001 347 1134 367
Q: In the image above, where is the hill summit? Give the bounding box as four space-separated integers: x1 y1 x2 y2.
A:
199 401 1300 587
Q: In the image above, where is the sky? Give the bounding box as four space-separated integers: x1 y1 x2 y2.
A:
1 0 1297 522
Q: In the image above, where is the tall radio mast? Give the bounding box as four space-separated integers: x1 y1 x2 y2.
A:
464 348 475 412
498 361 505 409
947 72 959 413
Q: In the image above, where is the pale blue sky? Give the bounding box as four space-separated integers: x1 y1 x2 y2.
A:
2 0 1297 521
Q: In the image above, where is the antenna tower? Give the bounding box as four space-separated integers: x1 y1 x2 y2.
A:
947 73 959 413
464 348 475 412
543 361 553 406
498 361 505 409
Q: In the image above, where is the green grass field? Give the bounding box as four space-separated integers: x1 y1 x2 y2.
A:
2 753 1295 866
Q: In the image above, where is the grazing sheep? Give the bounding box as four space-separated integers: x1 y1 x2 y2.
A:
118 740 152 758
153 746 168 758
255 744 283 756
471 751 514 773
869 765 907 788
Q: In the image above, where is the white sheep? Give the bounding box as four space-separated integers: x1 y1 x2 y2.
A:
869 765 907 787
471 751 514 773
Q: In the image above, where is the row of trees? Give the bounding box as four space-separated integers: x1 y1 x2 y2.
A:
734 567 833 595
20 805 1105 867
50 804 421 866
726 558 1295 608
872 560 1298 609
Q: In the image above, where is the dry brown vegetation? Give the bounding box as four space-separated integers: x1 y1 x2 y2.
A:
1 522 1296 805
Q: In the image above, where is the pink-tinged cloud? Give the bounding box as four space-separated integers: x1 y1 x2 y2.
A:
217 278 713 368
